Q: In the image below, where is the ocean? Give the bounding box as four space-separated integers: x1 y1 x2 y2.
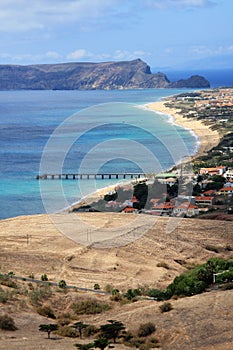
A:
0 69 232 220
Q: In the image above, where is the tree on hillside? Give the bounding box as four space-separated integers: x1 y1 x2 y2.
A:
100 320 125 343
58 279 67 289
72 321 88 339
39 324 58 339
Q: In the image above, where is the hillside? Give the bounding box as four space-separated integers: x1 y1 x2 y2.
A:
0 213 233 349
0 59 210 90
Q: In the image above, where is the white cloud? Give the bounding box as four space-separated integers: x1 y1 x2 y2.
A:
113 49 149 60
66 49 149 62
0 0 122 32
145 0 216 9
67 49 93 60
190 45 233 57
45 51 61 59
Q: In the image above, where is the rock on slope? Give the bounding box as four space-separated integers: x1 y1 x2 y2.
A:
0 59 210 90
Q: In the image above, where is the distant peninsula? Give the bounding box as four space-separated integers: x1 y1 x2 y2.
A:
0 58 210 90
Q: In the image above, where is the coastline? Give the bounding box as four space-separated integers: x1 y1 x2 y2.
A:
69 98 221 213
145 100 221 161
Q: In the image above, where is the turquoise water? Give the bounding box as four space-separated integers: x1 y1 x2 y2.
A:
0 89 197 219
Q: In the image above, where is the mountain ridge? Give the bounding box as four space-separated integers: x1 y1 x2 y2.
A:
0 58 210 90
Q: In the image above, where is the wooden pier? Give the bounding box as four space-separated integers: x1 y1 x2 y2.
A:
36 173 146 180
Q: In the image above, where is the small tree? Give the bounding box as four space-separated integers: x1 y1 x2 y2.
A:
41 274 48 281
72 321 88 338
58 280 67 289
100 320 125 343
94 283 100 290
39 324 58 339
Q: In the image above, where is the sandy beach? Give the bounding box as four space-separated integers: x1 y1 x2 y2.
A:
146 100 220 160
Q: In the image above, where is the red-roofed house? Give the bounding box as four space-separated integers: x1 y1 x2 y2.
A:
199 166 226 175
195 196 214 206
219 187 233 195
151 202 174 216
203 190 216 196
174 202 199 217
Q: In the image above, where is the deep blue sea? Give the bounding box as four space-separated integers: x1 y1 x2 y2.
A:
0 69 232 220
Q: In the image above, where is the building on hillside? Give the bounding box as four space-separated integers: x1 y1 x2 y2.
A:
195 196 214 206
219 187 233 195
203 189 216 196
173 202 199 217
224 169 233 180
158 177 177 186
199 166 226 176
150 202 174 216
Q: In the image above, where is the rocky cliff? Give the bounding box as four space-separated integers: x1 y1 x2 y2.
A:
0 59 210 90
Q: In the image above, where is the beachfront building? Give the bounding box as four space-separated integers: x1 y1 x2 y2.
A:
158 177 177 186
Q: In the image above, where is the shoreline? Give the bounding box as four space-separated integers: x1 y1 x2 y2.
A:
145 100 221 161
54 99 222 213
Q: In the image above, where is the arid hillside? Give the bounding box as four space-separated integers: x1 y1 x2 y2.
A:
0 213 233 350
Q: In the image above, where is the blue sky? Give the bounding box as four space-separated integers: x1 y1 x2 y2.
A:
0 0 232 69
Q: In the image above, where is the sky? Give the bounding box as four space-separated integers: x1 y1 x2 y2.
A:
0 0 232 69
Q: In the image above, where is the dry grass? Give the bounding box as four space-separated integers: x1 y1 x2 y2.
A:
0 213 233 349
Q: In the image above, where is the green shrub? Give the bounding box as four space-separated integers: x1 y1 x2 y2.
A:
0 314 17 331
72 299 111 315
41 274 48 281
125 288 142 300
147 288 165 301
94 283 100 290
58 280 67 289
159 302 173 313
137 322 156 337
37 305 56 319
216 269 233 283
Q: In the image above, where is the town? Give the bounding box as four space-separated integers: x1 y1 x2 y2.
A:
74 87 233 219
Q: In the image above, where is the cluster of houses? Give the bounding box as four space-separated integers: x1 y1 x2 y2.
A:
103 165 233 217
170 88 233 123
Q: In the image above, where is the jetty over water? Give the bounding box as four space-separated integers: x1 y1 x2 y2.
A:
36 173 146 180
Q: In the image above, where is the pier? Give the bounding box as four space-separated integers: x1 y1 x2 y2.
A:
36 173 146 180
